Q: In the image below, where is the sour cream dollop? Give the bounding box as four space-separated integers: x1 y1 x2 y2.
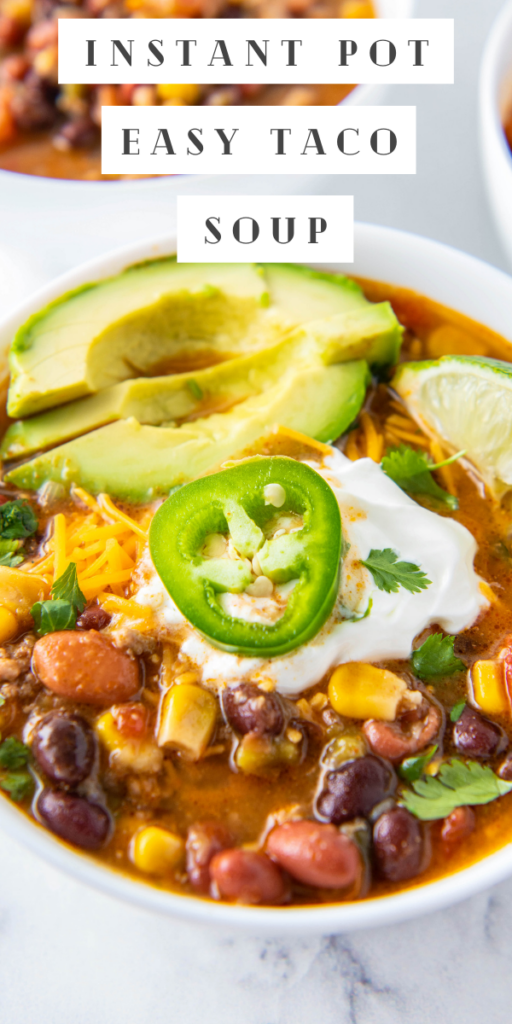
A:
134 450 488 697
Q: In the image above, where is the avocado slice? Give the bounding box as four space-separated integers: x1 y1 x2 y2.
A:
2 302 400 459
8 260 271 418
6 360 369 502
7 261 400 421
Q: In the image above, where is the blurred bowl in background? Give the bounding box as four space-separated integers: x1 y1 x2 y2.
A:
480 0 512 270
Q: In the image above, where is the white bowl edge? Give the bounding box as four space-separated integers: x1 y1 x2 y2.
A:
479 0 512 270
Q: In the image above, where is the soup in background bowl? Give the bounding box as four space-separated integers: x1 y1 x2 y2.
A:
1 223 512 934
0 0 413 181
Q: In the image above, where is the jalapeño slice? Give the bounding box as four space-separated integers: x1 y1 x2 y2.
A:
149 456 342 658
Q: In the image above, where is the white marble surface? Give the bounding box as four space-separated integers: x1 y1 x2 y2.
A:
1 1 512 1020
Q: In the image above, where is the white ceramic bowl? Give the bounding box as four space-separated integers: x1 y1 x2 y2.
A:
2 222 512 934
480 0 512 269
0 0 413 199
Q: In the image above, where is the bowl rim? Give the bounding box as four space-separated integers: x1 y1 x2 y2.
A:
2 220 512 935
0 0 414 189
479 0 512 160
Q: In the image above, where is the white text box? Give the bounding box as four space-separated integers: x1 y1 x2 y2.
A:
101 105 416 175
59 19 454 85
176 195 354 263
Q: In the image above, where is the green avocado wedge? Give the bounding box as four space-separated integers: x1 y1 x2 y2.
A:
7 261 271 418
6 360 369 502
2 301 400 459
7 260 401 421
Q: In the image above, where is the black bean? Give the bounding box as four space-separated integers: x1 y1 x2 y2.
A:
222 683 284 737
76 604 112 631
38 789 110 850
10 72 57 132
32 711 95 786
316 755 395 824
373 807 426 882
453 706 503 758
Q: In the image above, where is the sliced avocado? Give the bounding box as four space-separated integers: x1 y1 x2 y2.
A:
263 264 370 322
8 261 271 418
3 303 400 459
7 260 401 422
6 360 369 502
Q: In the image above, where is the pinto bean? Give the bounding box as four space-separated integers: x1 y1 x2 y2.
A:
210 849 287 905
373 807 426 882
267 820 362 889
316 755 394 824
453 706 503 758
32 711 95 786
186 821 232 892
222 683 284 737
33 630 140 706
38 789 110 849
363 703 442 763
76 604 112 631
441 806 475 847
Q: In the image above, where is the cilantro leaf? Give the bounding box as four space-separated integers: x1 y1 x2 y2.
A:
402 759 512 821
450 700 466 722
31 599 77 636
381 445 463 510
412 633 465 680
51 562 86 614
0 499 38 540
361 548 431 595
0 771 33 802
187 378 203 400
0 736 30 770
0 539 23 567
398 745 438 783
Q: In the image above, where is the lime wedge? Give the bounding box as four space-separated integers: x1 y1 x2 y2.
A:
392 356 512 497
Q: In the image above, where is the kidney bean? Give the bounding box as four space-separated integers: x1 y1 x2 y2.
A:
76 604 112 632
0 15 25 48
32 711 95 786
38 789 110 850
373 807 426 882
53 116 98 151
222 683 283 737
10 74 56 132
210 849 287 905
453 706 503 758
33 631 140 706
363 703 442 763
186 821 232 892
267 820 362 889
316 755 394 824
441 806 475 847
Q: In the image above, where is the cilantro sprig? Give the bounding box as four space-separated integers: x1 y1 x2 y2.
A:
402 759 512 821
450 700 466 722
381 445 464 510
399 745 438 784
0 499 38 539
411 633 465 680
361 548 431 595
31 563 86 636
0 538 23 567
0 738 32 802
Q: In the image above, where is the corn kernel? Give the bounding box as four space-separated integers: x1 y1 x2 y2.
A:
157 685 217 760
0 606 18 643
0 567 49 621
96 710 163 773
471 660 509 716
131 825 184 875
340 0 374 17
328 663 408 721
157 83 201 104
235 732 300 775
